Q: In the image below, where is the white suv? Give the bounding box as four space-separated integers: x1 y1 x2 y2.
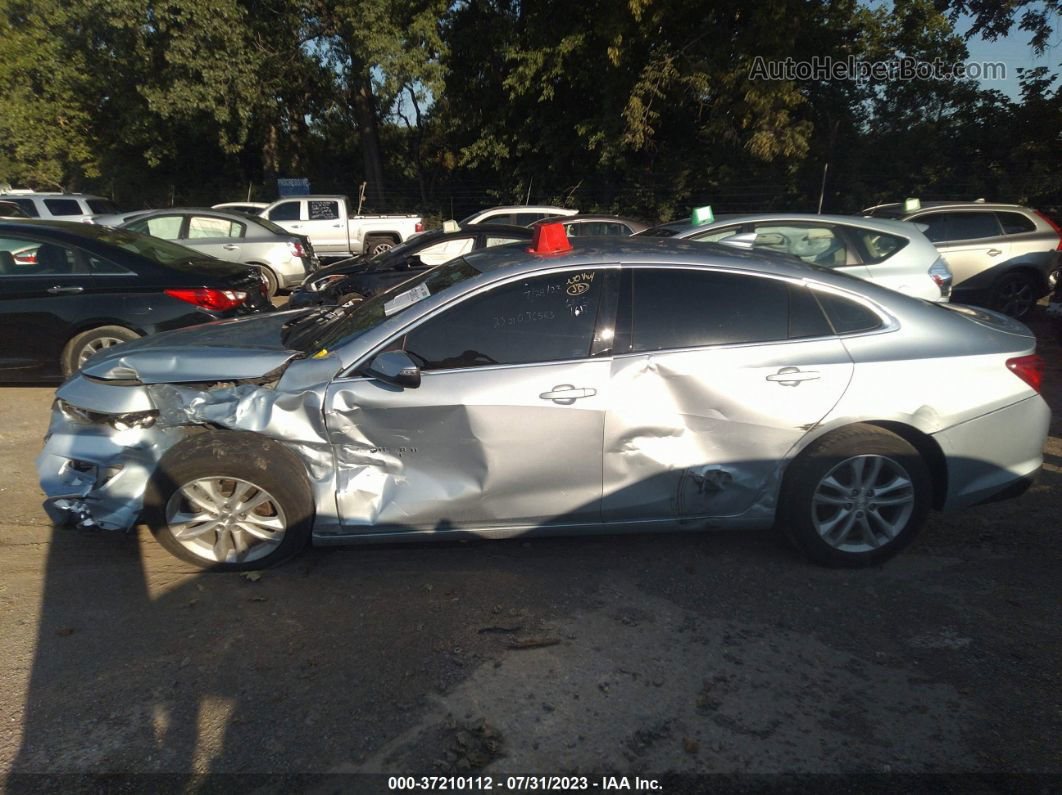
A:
460 205 578 226
0 191 119 222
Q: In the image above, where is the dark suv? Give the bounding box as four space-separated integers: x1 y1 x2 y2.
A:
863 201 1062 317
0 220 272 381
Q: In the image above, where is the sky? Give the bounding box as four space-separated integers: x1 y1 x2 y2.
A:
963 13 1060 98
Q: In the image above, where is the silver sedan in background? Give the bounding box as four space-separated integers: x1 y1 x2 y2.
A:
38 231 1048 570
639 212 952 302
116 209 319 297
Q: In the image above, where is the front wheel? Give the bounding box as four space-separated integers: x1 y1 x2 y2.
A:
145 431 314 570
364 235 396 257
779 425 931 567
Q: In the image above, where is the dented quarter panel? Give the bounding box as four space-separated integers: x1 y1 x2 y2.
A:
602 337 853 522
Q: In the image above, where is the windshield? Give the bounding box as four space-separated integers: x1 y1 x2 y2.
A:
365 232 445 272
284 257 482 353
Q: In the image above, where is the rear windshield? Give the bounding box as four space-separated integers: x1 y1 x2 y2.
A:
637 226 680 237
247 216 292 236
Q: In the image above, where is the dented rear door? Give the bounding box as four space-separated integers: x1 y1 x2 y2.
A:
601 267 853 521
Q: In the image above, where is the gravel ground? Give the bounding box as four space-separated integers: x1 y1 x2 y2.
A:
0 308 1059 790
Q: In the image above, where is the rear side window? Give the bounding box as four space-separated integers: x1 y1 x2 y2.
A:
43 198 82 216
917 213 950 243
514 212 547 226
404 270 603 370
87 255 133 275
188 216 243 239
308 200 339 220
850 228 908 264
626 269 789 352
87 199 118 214
997 212 1036 235
814 292 882 334
788 284 834 338
127 215 183 240
689 225 742 244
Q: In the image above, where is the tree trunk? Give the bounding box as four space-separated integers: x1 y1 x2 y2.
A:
262 122 280 189
352 71 386 209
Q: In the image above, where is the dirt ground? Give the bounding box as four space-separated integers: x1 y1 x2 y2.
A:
1 306 1060 790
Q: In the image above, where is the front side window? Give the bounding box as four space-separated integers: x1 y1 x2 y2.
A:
268 201 301 222
624 269 790 353
43 198 82 216
188 216 243 239
404 270 603 370
752 223 847 266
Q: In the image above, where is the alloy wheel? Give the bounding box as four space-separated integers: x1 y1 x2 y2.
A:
78 336 127 367
165 477 287 564
811 455 915 553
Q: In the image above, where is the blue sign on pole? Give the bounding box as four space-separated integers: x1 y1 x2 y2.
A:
277 178 310 197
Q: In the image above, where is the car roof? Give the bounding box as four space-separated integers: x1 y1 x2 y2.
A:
457 222 533 235
645 213 923 238
864 201 1028 216
540 214 645 225
473 205 575 213
460 233 825 279
122 208 264 222
0 218 155 244
0 191 109 199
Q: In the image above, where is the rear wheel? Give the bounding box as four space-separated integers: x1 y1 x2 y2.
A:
991 271 1037 318
145 431 314 570
61 325 141 375
780 425 931 567
364 235 397 257
254 264 279 299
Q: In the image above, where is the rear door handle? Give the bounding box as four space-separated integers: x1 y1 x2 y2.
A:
223 244 239 250
766 367 820 386
539 384 597 404
987 248 1002 257
47 286 84 295
332 224 342 228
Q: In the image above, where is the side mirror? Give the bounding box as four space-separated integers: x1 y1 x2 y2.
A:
365 351 421 389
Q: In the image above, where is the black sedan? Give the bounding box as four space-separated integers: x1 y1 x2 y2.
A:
0 220 273 381
288 223 532 308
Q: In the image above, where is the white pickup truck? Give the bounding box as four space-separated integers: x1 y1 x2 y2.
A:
258 195 423 258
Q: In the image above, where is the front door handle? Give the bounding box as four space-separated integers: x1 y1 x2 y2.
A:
290 224 302 229
539 384 597 405
47 286 84 295
332 224 342 228
766 367 820 386
223 244 239 250
987 248 1002 257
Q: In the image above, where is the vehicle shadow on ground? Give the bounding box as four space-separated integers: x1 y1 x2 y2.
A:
7 448 1062 784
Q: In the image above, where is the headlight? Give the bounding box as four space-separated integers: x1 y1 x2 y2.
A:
56 399 158 430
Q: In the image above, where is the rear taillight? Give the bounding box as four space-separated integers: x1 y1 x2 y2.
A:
414 222 424 233
1006 354 1044 393
928 256 953 298
1034 210 1062 251
287 240 306 258
164 287 248 311
14 250 37 265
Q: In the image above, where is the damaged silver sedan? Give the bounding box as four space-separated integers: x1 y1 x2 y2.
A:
38 225 1050 570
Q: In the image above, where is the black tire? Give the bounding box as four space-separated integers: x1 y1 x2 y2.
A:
991 271 1038 318
779 424 931 567
364 235 397 257
144 430 314 571
336 291 365 306
61 325 141 376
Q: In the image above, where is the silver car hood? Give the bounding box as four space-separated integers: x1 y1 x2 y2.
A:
80 312 303 383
